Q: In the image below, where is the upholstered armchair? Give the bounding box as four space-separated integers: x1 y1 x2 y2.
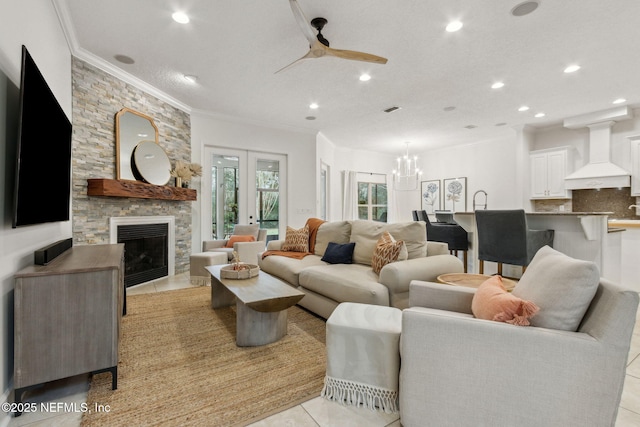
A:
399 248 639 427
202 224 267 263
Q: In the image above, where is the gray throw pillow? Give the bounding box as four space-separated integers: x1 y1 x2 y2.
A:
512 245 600 331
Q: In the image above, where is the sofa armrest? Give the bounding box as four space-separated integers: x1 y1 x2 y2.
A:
266 240 283 251
408 280 475 314
426 241 448 256
400 306 621 427
203 240 227 251
379 254 464 296
234 240 267 264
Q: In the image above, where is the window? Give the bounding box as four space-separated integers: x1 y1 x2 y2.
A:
358 182 388 222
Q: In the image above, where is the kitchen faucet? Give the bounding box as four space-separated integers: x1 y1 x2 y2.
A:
629 204 640 209
473 190 488 211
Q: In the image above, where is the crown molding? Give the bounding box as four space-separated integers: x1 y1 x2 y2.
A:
190 108 317 136
52 0 191 114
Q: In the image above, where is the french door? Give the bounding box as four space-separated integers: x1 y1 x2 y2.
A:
202 147 287 242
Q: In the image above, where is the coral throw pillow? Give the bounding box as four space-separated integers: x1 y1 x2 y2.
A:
471 275 539 326
282 225 310 252
225 235 256 248
371 231 404 274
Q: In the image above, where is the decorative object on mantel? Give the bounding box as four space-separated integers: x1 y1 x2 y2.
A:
132 140 172 185
170 160 202 188
393 142 422 191
115 108 159 181
220 251 260 279
87 179 196 201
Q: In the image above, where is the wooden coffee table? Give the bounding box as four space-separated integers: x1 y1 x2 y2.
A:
206 265 305 347
437 273 517 291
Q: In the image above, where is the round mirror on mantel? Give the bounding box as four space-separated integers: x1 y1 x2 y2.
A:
132 141 172 185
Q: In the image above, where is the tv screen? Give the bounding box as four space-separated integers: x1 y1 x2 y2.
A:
13 45 72 228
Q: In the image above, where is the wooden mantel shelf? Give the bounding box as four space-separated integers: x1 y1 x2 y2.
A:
87 179 197 201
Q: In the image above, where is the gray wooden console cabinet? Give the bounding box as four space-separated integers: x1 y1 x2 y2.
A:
13 244 124 410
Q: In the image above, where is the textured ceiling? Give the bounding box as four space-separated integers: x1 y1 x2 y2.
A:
56 0 640 154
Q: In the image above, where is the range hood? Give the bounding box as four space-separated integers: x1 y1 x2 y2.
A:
563 106 632 190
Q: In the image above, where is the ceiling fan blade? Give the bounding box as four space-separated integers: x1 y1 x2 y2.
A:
274 51 314 74
325 46 388 64
289 0 317 45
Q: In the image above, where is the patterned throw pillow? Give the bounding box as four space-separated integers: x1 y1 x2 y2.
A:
282 225 310 252
371 231 404 274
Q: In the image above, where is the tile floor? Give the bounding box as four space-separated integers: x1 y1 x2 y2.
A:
6 272 640 427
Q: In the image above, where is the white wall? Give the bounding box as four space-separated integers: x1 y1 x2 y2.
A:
0 1 72 424
190 112 317 251
417 135 521 212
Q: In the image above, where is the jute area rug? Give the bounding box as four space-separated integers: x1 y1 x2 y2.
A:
81 286 327 427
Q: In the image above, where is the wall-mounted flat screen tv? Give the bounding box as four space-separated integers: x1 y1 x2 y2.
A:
13 45 72 228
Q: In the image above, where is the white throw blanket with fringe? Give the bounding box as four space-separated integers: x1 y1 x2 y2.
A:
321 375 399 414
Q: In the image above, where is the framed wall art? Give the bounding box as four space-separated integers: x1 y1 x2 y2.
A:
420 180 441 214
443 177 467 212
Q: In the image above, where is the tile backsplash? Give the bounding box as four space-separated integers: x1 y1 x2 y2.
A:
537 188 639 219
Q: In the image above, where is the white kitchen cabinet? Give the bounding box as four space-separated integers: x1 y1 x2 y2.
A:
631 137 640 196
530 148 571 199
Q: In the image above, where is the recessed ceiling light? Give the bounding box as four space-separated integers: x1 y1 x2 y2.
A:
305 116 316 120
491 82 505 89
309 103 319 109
183 74 198 83
613 98 626 104
114 54 135 64
359 73 371 82
511 1 539 17
443 106 456 111
518 105 530 112
445 21 463 32
534 112 546 118
564 64 581 73
464 125 477 129
172 11 190 24
495 123 508 127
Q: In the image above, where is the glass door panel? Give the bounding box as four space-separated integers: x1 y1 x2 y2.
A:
203 148 286 243
248 152 287 241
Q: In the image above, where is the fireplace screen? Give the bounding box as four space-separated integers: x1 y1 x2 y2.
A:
117 223 169 287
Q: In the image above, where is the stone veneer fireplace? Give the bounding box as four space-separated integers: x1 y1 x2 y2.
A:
110 216 176 287
70 57 192 274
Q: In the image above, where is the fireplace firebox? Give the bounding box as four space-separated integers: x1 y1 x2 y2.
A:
118 223 168 287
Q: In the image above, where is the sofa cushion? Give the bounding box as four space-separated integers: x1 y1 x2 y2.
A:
299 264 390 307
372 232 403 274
259 254 326 287
314 221 352 256
471 275 539 326
282 225 309 252
512 246 600 331
321 242 356 264
351 220 427 266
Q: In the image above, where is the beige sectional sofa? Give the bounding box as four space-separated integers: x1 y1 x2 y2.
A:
258 220 464 319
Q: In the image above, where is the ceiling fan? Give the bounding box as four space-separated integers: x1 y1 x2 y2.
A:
276 0 388 73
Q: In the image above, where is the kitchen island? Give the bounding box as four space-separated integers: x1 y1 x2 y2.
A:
451 212 619 280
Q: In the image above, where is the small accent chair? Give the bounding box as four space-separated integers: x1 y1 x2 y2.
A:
399 277 639 427
202 224 267 263
475 209 553 275
412 210 469 272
